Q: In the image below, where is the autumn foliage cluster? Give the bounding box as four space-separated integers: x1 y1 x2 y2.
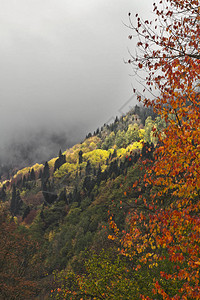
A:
1 0 198 299
0 208 43 299
114 0 200 298
52 0 200 299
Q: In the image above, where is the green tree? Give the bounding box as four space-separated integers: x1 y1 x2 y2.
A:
115 130 126 148
125 123 139 144
78 150 83 164
30 168 36 181
43 161 50 181
10 185 23 216
51 249 151 299
102 132 115 150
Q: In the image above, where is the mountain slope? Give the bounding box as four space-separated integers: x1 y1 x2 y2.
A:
0 105 163 298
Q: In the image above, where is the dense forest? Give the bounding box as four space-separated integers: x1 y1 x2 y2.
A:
0 0 200 299
0 105 160 299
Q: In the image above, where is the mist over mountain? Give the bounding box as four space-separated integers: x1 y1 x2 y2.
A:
0 0 153 180
0 127 83 177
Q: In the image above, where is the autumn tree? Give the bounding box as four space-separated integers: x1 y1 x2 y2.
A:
0 208 43 299
50 1 200 298
110 0 200 298
51 248 154 300
125 123 139 144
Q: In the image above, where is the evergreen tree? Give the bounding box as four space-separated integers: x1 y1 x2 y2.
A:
96 128 99 135
101 169 108 181
78 150 83 164
22 175 26 187
0 185 6 202
39 169 43 179
83 176 91 192
54 150 66 171
85 160 92 175
93 167 96 176
119 161 125 173
10 184 16 215
16 190 22 214
27 170 31 181
30 168 36 181
43 161 50 181
59 188 67 204
72 187 81 205
86 133 92 139
108 160 119 178
114 116 119 123
67 192 72 204
42 180 57 204
97 164 102 185
16 178 22 188
22 206 30 221
10 185 23 216
133 152 139 163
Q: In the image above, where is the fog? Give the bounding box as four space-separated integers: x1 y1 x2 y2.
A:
0 0 153 170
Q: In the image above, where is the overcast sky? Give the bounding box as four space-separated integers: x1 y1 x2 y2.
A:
0 0 153 163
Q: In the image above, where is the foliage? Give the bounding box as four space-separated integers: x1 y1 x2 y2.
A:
115 130 126 148
13 163 43 179
52 0 200 298
125 123 140 145
54 162 79 178
51 249 153 300
0 49 169 298
0 208 43 299
83 149 111 166
107 0 200 298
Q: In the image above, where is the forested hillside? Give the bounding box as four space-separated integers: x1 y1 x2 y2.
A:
0 105 162 299
0 0 199 299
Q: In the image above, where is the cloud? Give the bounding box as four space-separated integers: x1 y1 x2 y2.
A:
0 0 153 169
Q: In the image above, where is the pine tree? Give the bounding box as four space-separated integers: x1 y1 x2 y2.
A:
54 150 66 171
10 185 23 216
38 169 43 179
30 168 35 181
43 161 50 181
15 191 22 215
85 160 92 175
59 188 67 203
97 164 102 185
22 206 30 221
1 185 6 202
10 184 16 215
78 150 83 164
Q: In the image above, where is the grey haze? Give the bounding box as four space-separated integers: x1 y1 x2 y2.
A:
0 0 153 169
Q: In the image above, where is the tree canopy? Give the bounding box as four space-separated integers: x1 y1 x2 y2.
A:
52 1 200 299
